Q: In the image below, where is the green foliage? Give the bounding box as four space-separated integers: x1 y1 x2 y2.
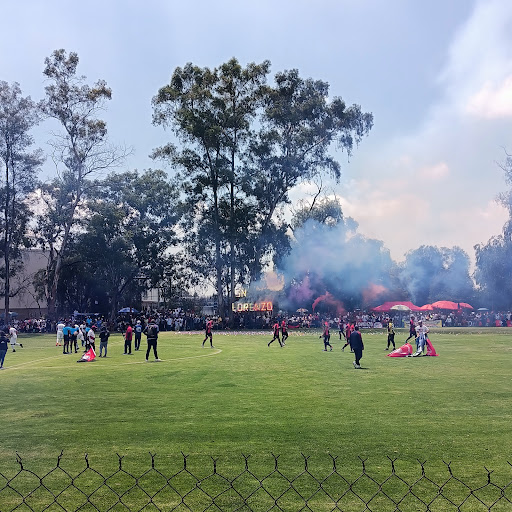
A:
36 49 127 317
54 169 181 318
153 59 373 316
0 81 43 317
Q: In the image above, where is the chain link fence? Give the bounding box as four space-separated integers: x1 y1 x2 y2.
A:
1 452 512 511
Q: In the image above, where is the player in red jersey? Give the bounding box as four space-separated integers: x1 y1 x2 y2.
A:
321 322 333 351
342 322 354 351
281 319 288 345
268 321 283 347
405 316 416 343
202 318 214 348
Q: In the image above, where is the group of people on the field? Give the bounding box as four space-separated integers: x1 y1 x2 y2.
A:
267 319 289 347
265 318 366 369
55 320 95 354
385 316 437 357
54 317 161 362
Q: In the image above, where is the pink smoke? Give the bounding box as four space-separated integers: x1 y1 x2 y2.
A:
312 291 346 315
362 283 387 306
289 276 315 304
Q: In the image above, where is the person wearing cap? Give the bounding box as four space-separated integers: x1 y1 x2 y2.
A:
134 320 143 351
412 319 429 357
349 325 364 368
0 330 8 369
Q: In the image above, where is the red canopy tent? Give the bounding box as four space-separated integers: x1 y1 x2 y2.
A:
458 302 474 309
431 300 461 310
418 304 434 311
371 301 421 312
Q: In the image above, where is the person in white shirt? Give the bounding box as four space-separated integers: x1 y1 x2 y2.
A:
9 325 22 352
77 324 85 349
412 319 429 357
56 321 65 347
87 325 96 352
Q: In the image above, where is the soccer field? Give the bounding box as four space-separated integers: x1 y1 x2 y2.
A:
1 328 512 479
0 329 512 465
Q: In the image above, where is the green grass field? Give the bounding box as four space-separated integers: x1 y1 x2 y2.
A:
1 327 512 510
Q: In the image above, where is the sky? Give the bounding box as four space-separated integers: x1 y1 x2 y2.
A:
1 0 511 265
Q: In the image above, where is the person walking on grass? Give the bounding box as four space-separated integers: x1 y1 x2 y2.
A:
144 319 161 361
56 320 65 347
386 318 396 351
9 325 22 352
268 321 283 347
321 322 333 351
405 316 416 343
62 321 72 354
202 318 214 348
87 325 96 353
412 319 429 357
134 320 143 351
124 324 133 354
0 330 8 369
349 326 364 369
342 321 354 352
281 319 289 345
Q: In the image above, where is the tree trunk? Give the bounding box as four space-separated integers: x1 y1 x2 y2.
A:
3 162 10 326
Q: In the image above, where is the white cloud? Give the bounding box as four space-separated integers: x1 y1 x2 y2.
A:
418 162 450 180
338 0 512 264
466 76 512 119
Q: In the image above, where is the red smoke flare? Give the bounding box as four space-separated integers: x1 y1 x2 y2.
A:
312 291 345 315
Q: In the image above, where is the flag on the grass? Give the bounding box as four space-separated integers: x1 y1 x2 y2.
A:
425 338 438 356
77 348 96 362
387 342 413 357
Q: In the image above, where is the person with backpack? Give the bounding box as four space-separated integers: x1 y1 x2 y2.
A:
134 320 143 351
144 319 161 362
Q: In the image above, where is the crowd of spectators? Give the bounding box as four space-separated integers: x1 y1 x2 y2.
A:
5 307 512 333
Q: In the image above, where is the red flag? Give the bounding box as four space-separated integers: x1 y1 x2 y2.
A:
77 347 96 362
425 338 438 356
387 343 413 357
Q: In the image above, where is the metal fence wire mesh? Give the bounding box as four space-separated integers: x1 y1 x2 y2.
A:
1 452 512 512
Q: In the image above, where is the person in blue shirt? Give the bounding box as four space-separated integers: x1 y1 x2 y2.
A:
62 322 73 354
